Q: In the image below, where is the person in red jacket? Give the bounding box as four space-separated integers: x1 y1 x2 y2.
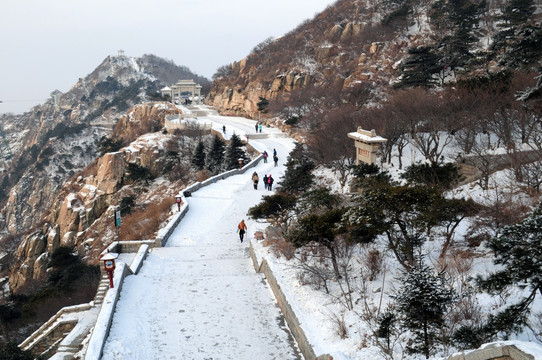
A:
267 174 274 191
238 220 247 242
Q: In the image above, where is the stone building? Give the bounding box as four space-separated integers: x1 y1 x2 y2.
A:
347 127 387 165
160 79 203 105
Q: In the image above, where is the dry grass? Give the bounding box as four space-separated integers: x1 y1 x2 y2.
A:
195 170 210 182
119 197 176 240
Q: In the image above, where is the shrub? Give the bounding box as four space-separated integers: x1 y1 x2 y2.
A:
271 239 296 260
125 163 154 183
97 136 124 155
119 195 136 215
401 162 462 190
363 248 383 281
284 115 300 126
48 247 78 268
120 197 175 240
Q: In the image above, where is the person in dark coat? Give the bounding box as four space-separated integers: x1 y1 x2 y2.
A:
267 174 274 191
263 174 269 190
273 155 278 167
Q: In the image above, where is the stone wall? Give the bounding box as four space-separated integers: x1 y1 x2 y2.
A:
253 254 317 360
447 343 534 360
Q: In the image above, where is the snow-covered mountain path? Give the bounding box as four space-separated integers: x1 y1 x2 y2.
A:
101 110 300 359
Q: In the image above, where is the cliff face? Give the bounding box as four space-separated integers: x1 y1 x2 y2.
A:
207 0 541 120
206 0 409 118
0 55 193 294
8 103 181 293
0 126 105 235
0 55 196 239
114 102 181 144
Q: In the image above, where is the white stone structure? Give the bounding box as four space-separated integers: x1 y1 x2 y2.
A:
347 127 387 165
160 79 203 104
50 90 62 108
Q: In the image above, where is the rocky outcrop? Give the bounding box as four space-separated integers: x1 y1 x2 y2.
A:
95 153 126 194
9 130 173 293
206 15 400 118
0 126 105 236
9 227 48 292
114 102 181 144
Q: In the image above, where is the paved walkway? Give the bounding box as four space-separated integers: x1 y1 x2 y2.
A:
102 119 300 359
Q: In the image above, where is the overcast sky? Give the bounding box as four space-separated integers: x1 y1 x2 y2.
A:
0 0 336 115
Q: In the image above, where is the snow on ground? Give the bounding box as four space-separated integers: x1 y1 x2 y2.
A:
102 110 299 359
100 106 542 359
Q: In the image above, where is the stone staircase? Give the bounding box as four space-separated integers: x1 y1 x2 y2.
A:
19 273 111 359
94 273 110 305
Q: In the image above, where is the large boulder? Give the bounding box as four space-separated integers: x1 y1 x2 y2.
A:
96 152 126 194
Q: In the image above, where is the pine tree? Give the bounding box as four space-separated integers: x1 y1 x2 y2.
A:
501 0 535 26
376 309 398 352
397 46 441 88
223 134 248 170
277 143 315 194
493 0 540 68
126 163 153 184
257 96 269 114
287 207 347 281
191 140 206 170
429 0 486 70
477 204 542 337
394 258 454 358
345 184 469 269
206 135 225 174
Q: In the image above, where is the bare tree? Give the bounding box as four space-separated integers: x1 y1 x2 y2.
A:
360 105 409 169
307 106 357 188
465 134 501 190
387 89 455 164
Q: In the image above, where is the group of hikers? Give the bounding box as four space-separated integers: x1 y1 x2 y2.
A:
221 122 278 242
240 148 279 242
262 148 279 167
251 172 274 191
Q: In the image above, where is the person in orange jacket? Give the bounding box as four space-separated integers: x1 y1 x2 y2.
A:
238 219 247 242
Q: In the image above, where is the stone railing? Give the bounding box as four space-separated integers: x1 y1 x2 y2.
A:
85 263 131 360
19 303 93 356
249 242 318 360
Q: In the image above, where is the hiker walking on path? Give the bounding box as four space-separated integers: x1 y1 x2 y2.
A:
273 148 277 157
263 174 269 190
263 151 268 163
273 155 278 167
252 172 259 190
267 175 274 191
255 123 258 132
238 220 247 242
259 124 262 133
222 125 226 134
